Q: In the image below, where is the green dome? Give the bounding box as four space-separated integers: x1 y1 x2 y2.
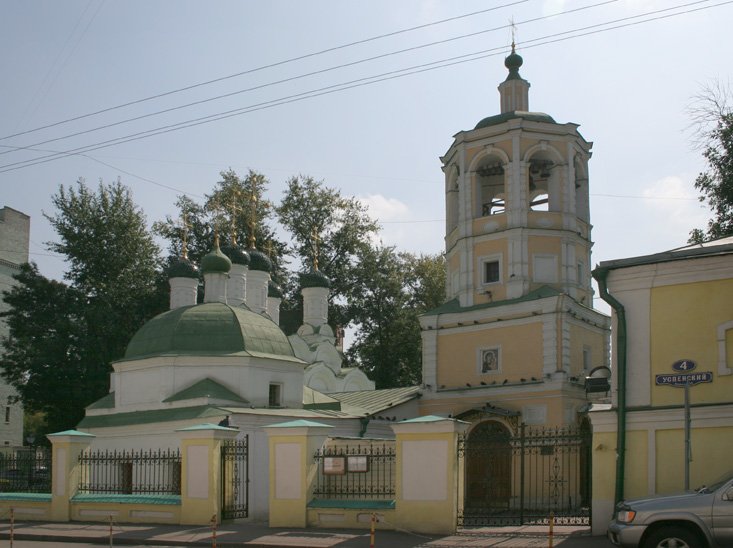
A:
221 244 250 266
300 269 331 289
268 280 283 298
201 245 232 274
475 111 556 130
168 257 199 279
124 302 295 360
504 50 523 80
247 248 272 272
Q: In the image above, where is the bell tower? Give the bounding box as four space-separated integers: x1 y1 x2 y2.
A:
443 45 593 309
419 48 609 427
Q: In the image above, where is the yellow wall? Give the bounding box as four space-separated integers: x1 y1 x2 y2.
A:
650 278 733 406
569 324 605 376
436 322 543 386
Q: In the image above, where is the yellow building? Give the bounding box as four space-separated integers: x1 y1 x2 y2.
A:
417 48 610 524
590 236 733 534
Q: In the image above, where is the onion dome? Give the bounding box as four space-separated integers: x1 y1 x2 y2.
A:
300 269 331 289
201 243 232 274
268 280 283 298
123 302 295 360
168 256 199 279
504 45 523 81
221 244 250 266
247 248 272 273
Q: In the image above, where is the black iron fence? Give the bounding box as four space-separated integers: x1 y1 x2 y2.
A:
221 437 249 520
0 447 51 493
78 448 181 495
458 423 592 527
313 439 395 500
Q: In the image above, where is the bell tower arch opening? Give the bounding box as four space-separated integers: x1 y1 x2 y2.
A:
475 157 506 218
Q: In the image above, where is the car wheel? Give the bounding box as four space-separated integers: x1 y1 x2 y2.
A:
643 525 705 548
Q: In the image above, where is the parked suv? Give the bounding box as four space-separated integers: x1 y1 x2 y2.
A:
607 472 733 548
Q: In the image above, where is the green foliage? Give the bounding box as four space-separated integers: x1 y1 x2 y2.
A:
276 175 379 327
347 248 445 388
154 169 288 285
0 264 101 433
688 83 733 243
1 180 166 433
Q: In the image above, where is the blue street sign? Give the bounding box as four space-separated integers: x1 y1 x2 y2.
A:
655 371 713 387
672 359 697 372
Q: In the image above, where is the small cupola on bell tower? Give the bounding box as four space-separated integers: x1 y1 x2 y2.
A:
498 43 530 113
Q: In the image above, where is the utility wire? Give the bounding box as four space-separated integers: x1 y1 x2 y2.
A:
0 0 529 142
1 0 729 174
0 0 618 157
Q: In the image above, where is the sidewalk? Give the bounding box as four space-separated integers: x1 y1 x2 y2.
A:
0 520 615 547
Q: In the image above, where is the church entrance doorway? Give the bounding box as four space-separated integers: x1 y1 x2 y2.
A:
458 420 592 527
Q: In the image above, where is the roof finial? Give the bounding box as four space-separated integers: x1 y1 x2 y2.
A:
510 16 516 52
247 190 258 249
311 228 320 271
180 213 190 260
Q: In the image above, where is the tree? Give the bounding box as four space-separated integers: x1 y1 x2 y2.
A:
0 263 97 434
0 180 165 434
276 175 379 328
154 169 288 284
688 81 733 243
347 249 445 388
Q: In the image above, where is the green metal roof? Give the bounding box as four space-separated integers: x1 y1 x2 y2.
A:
594 236 733 274
77 405 225 429
163 378 248 404
87 392 115 410
176 423 237 432
422 285 561 316
327 386 421 415
123 302 295 360
475 110 556 130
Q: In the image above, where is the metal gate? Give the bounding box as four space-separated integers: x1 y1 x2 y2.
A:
457 421 591 527
220 437 249 520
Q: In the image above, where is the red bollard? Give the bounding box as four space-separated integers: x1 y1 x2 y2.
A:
370 513 376 548
10 507 14 548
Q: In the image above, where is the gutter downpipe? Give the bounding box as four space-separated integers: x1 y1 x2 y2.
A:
593 266 627 505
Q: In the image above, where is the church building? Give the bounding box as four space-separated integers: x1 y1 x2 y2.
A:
418 47 610 431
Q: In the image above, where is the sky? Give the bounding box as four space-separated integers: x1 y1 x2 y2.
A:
1 0 731 315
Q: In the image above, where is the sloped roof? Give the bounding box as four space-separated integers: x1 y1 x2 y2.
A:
77 405 225 428
423 285 561 316
86 392 115 410
326 386 421 415
163 378 248 404
595 235 733 273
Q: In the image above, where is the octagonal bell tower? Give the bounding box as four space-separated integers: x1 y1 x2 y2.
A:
443 45 593 308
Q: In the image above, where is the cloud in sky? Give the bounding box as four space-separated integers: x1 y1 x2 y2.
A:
360 193 443 254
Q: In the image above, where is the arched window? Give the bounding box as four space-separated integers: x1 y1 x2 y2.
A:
475 159 505 217
529 158 553 211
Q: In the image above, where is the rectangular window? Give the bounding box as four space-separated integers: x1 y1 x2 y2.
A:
4 407 8 424
483 261 500 284
268 384 282 407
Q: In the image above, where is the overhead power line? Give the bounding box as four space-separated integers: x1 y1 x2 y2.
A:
0 0 529 143
1 0 729 174
0 0 619 157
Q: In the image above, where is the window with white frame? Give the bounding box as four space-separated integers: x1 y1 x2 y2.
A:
480 255 502 285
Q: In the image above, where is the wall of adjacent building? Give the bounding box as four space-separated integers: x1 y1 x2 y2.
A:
590 245 733 534
0 207 29 448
